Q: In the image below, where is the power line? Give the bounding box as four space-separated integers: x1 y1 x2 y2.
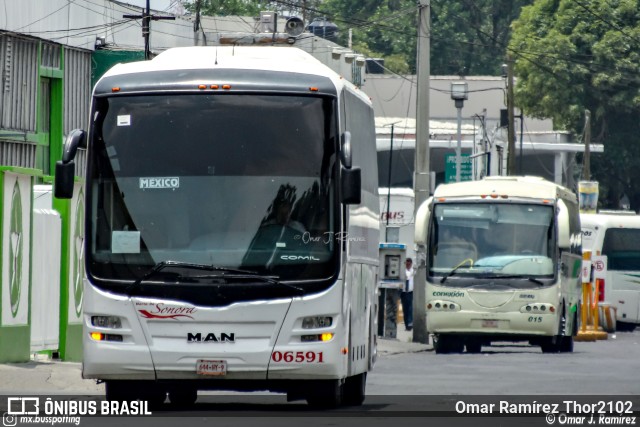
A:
122 0 175 59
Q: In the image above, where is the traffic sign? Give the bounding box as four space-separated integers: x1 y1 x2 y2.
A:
444 153 472 183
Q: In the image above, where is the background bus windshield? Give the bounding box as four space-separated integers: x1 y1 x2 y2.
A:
431 203 555 279
88 94 337 283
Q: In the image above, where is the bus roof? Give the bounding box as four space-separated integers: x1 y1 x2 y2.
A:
433 176 576 202
580 212 640 229
99 46 370 103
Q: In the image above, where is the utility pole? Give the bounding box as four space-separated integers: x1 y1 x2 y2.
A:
506 55 516 175
583 109 591 180
412 0 430 344
123 0 175 60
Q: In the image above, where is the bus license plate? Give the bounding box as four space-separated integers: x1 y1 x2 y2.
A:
482 320 498 328
196 359 227 376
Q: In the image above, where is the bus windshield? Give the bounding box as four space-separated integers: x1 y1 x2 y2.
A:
430 202 555 281
88 94 338 286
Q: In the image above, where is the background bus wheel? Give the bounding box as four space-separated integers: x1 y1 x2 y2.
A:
540 337 559 353
434 335 463 354
465 341 482 354
616 321 636 332
559 335 574 353
342 373 366 406
169 388 197 408
306 379 343 408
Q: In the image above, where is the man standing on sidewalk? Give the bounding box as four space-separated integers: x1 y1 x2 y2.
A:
401 258 415 331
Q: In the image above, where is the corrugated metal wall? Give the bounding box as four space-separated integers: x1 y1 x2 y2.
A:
64 47 91 134
0 140 36 168
64 47 91 178
0 34 38 132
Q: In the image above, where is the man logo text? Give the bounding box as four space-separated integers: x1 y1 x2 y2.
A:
188 332 235 343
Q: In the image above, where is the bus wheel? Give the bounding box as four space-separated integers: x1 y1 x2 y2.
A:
465 341 482 354
168 387 198 408
306 379 343 408
343 373 366 406
559 335 574 353
616 321 636 332
434 335 463 354
105 381 166 408
540 337 559 353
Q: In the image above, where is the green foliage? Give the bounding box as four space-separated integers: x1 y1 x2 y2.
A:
431 0 533 75
509 0 640 209
319 0 531 75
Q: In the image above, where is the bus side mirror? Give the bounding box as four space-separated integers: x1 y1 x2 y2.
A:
414 197 432 245
55 129 86 199
557 199 571 249
340 131 352 169
341 166 361 204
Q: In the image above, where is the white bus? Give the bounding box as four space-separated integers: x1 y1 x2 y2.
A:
379 187 416 260
54 46 380 407
414 176 582 354
581 212 640 331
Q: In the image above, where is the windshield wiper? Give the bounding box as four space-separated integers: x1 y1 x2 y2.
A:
475 273 546 286
440 262 473 284
125 260 304 295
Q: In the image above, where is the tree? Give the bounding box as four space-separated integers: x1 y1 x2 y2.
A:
509 0 640 209
318 0 532 75
431 0 533 75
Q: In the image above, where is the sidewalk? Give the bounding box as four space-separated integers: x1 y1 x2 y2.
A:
0 356 102 394
376 326 432 356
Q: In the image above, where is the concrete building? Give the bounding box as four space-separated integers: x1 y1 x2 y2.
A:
364 74 603 190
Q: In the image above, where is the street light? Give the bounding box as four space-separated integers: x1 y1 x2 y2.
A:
450 81 468 182
383 121 401 241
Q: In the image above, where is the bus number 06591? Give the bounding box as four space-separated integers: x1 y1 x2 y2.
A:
271 351 324 363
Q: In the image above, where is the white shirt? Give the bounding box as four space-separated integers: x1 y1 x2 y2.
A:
404 265 415 292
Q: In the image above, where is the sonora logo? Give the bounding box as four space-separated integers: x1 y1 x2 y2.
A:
9 181 23 318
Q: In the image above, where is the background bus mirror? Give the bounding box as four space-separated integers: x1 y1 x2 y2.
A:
340 131 352 169
54 161 75 199
341 166 361 204
557 199 571 249
414 197 432 245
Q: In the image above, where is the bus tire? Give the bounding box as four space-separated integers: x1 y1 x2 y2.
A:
168 387 198 407
434 335 463 354
616 321 636 332
343 373 366 406
540 337 559 353
465 341 482 354
559 335 574 353
306 379 343 408
105 380 166 408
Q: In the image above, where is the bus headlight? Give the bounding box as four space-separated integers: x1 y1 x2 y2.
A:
427 300 461 312
302 316 333 329
520 304 555 314
91 316 122 329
